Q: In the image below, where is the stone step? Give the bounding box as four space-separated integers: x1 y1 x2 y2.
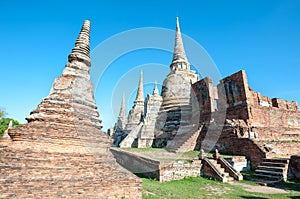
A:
262 158 289 164
209 159 231 179
211 164 224 172
170 133 195 139
257 166 284 172
167 126 202 152
255 170 283 176
260 162 286 167
227 176 234 182
210 161 226 172
177 135 199 149
253 157 289 183
254 173 283 180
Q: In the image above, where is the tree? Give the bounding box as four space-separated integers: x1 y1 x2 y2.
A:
0 109 6 118
0 108 20 137
0 118 20 137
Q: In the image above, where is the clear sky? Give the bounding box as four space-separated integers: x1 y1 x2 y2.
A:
1 0 300 130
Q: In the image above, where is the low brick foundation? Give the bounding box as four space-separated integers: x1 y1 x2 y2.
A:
111 148 160 179
111 148 201 182
159 160 201 182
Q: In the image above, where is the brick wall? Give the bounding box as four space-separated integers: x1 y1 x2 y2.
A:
217 70 249 112
192 77 215 114
193 70 300 167
159 160 201 182
111 148 160 179
111 149 202 182
215 128 267 168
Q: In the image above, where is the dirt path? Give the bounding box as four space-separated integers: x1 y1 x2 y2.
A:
230 181 288 194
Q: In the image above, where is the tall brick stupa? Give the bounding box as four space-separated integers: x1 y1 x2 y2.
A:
0 20 142 198
153 17 199 147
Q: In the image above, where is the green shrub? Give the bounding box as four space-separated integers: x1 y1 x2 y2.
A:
0 117 20 137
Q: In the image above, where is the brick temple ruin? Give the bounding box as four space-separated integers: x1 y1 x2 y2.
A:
193 70 300 167
1 17 299 197
111 18 300 170
0 20 142 198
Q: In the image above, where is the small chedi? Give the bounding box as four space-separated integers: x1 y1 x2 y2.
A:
111 17 300 169
111 73 163 148
0 20 142 198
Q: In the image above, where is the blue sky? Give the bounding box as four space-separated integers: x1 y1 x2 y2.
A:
0 0 300 130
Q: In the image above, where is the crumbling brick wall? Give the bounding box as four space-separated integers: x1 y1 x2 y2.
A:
193 70 300 167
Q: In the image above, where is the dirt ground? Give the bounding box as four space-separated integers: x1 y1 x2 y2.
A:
229 181 288 194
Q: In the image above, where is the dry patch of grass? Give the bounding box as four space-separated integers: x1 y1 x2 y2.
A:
142 176 300 199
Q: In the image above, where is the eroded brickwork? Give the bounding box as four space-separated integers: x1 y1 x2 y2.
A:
193 70 300 168
0 20 142 199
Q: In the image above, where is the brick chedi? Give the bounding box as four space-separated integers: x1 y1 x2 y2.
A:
126 71 145 131
112 95 129 146
113 80 163 148
117 94 128 130
137 83 163 148
111 18 199 149
0 20 142 198
153 17 198 147
119 72 145 148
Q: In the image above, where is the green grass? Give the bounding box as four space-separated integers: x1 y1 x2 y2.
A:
181 150 200 158
142 176 300 199
121 148 165 152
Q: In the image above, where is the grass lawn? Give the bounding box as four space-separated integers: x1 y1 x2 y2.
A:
120 148 248 161
142 177 300 199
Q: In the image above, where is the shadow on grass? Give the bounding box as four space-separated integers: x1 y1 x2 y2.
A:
135 172 158 181
240 196 267 199
241 171 300 194
289 196 300 199
269 179 300 192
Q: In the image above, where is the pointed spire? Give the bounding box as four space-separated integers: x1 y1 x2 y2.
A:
68 20 91 66
117 94 127 129
171 17 190 70
134 71 144 103
153 81 159 96
118 94 126 119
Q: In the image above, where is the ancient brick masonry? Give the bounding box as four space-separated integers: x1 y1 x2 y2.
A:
109 17 300 172
0 20 142 198
153 17 198 147
193 70 300 168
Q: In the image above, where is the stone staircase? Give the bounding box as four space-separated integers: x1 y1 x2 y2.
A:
210 159 235 182
166 126 202 153
203 158 235 182
254 158 289 182
119 123 143 148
